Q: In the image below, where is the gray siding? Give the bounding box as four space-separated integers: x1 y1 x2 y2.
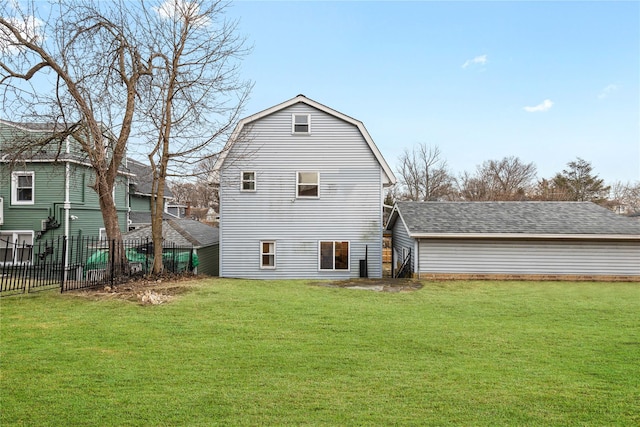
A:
417 239 640 276
220 103 384 279
391 215 415 273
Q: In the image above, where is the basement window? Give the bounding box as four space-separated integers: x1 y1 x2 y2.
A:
0 231 34 265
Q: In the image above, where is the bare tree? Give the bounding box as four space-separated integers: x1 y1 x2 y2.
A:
606 180 640 214
2 1 251 274
396 143 454 201
1 0 151 268
531 178 571 201
135 0 251 273
457 156 537 201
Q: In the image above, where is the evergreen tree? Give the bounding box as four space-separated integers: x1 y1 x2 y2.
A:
551 158 610 202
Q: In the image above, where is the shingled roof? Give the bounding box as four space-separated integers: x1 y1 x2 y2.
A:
389 201 640 238
126 158 174 198
124 219 219 248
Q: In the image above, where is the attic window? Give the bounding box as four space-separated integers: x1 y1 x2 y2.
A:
292 114 310 134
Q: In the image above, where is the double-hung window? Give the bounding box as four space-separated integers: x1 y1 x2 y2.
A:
260 241 276 269
0 231 34 265
11 171 34 205
241 171 256 191
292 114 310 134
319 241 349 271
297 172 319 198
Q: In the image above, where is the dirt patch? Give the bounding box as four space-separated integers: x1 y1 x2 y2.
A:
69 274 197 304
311 278 423 293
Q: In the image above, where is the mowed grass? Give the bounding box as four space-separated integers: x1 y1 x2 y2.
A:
1 279 638 426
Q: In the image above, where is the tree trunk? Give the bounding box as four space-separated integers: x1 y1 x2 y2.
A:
95 174 126 277
150 189 164 274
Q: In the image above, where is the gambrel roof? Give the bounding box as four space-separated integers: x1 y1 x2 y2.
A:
215 94 396 186
388 201 640 240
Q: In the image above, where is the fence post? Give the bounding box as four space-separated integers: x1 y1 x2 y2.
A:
60 236 67 292
110 239 115 287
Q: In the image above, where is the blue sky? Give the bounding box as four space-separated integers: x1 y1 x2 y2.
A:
227 1 640 185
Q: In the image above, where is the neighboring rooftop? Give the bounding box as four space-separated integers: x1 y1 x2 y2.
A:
124 218 219 248
129 211 178 226
391 201 640 236
126 158 174 199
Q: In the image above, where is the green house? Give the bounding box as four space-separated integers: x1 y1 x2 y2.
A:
0 120 134 263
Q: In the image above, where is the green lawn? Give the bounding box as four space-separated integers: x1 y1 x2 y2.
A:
1 279 638 426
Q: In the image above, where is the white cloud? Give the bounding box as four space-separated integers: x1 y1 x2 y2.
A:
523 99 554 113
598 84 619 99
153 0 210 27
462 54 488 69
0 14 44 55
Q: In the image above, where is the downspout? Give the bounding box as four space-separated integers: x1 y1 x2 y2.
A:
125 160 131 231
63 137 71 283
415 239 420 279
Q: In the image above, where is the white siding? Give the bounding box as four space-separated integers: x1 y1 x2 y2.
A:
220 103 384 279
417 239 640 276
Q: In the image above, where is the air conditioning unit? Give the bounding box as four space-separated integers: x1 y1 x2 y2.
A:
0 197 3 225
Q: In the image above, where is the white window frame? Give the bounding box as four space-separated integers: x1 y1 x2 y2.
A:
99 228 107 241
292 114 311 134
318 240 350 271
11 171 35 205
241 171 256 192
260 240 276 269
0 231 34 265
296 171 319 199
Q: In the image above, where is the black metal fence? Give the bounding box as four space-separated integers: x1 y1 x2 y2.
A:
1 236 196 296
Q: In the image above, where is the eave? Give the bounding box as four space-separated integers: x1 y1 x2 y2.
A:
409 232 640 241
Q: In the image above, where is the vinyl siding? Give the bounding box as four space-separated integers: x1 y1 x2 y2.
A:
130 194 151 211
417 239 640 276
391 215 415 273
220 103 384 279
1 162 128 239
196 244 219 277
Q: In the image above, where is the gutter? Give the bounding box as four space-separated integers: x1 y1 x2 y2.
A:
409 233 640 241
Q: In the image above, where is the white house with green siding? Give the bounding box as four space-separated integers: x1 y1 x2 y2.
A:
215 95 396 279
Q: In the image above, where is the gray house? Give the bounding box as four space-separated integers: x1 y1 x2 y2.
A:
124 218 219 276
387 201 640 279
215 94 396 279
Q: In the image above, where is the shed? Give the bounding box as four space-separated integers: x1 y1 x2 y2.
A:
387 201 640 280
124 218 219 276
